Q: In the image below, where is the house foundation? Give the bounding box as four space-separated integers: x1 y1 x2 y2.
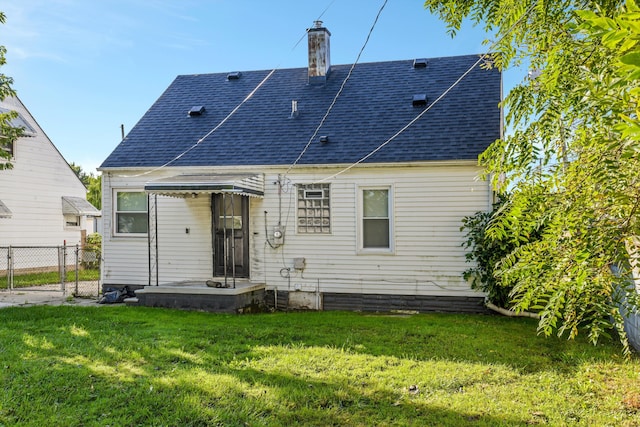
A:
104 284 490 315
104 281 266 313
264 290 490 314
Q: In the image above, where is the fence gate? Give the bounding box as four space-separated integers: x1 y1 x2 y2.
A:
0 245 101 298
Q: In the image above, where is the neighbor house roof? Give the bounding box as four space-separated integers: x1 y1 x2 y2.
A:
100 54 501 169
62 196 101 216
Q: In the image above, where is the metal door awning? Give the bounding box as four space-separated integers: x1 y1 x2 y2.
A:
144 173 264 198
62 196 101 216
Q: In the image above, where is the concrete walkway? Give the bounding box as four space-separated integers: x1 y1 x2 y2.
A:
0 289 100 308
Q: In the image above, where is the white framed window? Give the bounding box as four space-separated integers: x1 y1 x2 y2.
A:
0 107 36 136
64 214 81 228
297 183 331 234
1 140 14 158
114 190 148 235
358 186 393 252
0 107 36 160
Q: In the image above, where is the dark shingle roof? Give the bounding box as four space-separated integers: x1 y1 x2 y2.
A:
100 55 501 168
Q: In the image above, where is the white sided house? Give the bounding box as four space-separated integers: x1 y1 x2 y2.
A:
0 95 100 253
99 23 501 313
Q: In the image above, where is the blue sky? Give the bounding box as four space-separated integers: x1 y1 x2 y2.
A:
1 0 523 174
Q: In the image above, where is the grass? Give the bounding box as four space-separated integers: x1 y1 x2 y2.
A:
0 268 99 289
0 307 638 426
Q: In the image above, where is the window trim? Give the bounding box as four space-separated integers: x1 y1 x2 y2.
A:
0 107 37 137
1 140 15 160
296 183 331 234
113 189 148 237
64 214 81 229
357 185 394 254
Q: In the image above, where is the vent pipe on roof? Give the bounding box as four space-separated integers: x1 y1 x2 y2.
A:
307 21 331 85
290 100 299 118
412 94 428 107
188 106 205 116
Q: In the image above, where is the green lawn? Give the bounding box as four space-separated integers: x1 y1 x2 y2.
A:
0 268 100 289
0 307 638 426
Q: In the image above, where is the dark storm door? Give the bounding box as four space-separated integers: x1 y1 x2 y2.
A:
212 193 249 278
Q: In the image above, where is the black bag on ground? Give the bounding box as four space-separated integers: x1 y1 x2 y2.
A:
98 287 127 304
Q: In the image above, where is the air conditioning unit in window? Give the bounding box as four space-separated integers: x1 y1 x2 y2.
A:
303 189 325 199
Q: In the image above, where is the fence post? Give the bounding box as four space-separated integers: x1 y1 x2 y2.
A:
75 244 79 296
7 245 12 292
60 244 66 293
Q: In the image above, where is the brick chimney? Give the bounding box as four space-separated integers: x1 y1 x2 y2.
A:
307 21 331 85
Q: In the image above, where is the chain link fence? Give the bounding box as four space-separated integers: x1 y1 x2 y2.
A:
0 245 101 298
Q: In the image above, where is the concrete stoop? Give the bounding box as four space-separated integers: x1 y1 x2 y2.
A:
123 297 139 306
132 281 266 313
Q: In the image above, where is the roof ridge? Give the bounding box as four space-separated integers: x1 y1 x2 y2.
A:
175 53 488 79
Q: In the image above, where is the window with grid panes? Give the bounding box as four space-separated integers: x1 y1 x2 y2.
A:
297 183 330 234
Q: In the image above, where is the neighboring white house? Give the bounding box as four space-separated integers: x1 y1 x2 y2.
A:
0 95 100 249
99 23 501 312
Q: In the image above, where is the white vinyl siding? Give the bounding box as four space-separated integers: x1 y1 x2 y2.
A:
0 96 91 247
101 162 490 295
154 195 213 282
253 165 489 297
102 172 214 285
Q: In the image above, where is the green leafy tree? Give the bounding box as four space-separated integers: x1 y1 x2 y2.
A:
86 173 101 210
0 11 22 170
460 198 514 308
424 0 640 353
69 162 91 187
461 194 545 309
69 162 102 210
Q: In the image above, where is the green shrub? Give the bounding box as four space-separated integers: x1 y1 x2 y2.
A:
82 232 102 269
460 195 518 308
86 232 101 248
